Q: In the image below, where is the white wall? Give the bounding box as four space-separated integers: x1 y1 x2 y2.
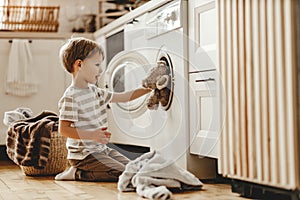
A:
51 0 98 33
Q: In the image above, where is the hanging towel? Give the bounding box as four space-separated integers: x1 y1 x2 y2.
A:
5 39 38 97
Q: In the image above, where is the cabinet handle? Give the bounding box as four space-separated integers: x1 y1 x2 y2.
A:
195 78 215 82
189 69 216 74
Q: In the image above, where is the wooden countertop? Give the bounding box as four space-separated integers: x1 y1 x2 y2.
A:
0 32 94 40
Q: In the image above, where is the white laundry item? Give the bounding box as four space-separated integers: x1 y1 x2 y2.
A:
118 151 203 200
3 107 33 126
5 39 38 96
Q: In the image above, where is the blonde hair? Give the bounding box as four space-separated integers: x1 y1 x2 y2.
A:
59 37 104 73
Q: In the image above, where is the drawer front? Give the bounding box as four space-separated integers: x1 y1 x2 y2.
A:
189 70 220 158
189 70 216 95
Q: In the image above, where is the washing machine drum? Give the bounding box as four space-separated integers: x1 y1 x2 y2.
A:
104 51 151 117
156 49 174 111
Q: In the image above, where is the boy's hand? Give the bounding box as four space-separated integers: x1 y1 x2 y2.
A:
95 127 111 144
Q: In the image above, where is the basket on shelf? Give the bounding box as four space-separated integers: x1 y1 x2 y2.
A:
20 131 68 176
0 5 60 32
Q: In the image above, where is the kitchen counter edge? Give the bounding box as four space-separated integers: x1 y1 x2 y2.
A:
94 0 172 38
0 32 94 40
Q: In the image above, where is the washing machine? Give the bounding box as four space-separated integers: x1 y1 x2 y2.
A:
101 0 189 168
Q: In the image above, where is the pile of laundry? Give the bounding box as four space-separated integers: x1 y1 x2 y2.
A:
3 108 59 169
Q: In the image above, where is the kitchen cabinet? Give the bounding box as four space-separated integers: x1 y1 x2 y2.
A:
188 0 217 71
188 0 220 159
189 70 220 159
0 39 70 145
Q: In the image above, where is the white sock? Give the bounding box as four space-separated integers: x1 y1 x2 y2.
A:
55 166 76 181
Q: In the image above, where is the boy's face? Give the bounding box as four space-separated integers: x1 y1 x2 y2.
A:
78 52 103 85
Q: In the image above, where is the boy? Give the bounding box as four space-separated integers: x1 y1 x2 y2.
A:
55 37 151 181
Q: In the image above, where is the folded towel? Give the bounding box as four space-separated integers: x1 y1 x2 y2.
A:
5 39 38 97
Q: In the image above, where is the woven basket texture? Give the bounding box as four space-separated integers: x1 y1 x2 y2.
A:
20 131 68 176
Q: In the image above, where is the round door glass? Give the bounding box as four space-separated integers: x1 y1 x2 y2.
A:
111 60 149 111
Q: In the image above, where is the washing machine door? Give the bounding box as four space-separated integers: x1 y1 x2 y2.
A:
104 50 165 146
105 50 151 115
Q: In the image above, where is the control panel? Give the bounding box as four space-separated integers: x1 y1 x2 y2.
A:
145 0 182 38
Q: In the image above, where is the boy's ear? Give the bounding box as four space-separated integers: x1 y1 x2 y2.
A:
73 59 82 71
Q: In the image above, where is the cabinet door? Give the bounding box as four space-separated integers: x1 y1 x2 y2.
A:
189 70 220 158
188 0 217 71
0 39 70 145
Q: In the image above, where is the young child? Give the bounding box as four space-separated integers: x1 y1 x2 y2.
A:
55 37 151 181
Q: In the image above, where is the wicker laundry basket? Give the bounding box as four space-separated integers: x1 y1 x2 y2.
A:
20 131 68 176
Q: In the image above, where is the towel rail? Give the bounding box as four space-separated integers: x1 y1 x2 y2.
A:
8 40 32 43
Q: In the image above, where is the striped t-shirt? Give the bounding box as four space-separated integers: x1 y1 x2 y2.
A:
58 84 112 160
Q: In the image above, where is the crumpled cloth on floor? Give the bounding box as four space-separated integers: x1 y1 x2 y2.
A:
118 151 203 200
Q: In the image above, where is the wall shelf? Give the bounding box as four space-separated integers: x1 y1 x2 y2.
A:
98 0 149 28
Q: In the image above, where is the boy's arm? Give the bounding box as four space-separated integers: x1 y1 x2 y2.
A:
111 88 152 103
59 120 111 144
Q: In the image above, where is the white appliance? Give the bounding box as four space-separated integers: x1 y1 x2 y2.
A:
101 0 189 168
